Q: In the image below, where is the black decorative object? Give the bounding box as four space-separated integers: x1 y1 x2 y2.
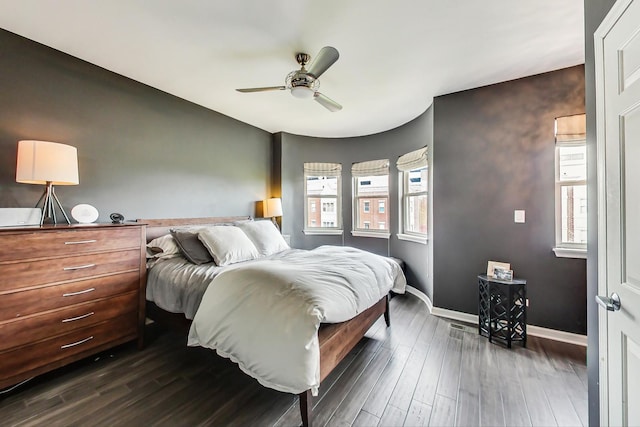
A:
478 274 527 348
110 212 124 224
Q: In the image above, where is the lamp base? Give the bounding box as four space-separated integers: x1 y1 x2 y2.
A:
36 182 71 226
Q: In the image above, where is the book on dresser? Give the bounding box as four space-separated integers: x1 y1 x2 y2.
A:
0 223 146 389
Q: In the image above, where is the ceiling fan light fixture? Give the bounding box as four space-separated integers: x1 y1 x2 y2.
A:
290 86 314 99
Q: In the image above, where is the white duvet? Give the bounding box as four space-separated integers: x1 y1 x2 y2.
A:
187 246 406 395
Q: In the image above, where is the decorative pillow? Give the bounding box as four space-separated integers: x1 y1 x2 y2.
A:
146 234 181 259
197 226 260 266
236 220 290 256
170 228 214 265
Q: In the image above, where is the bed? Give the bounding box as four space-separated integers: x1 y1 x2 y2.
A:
138 217 406 426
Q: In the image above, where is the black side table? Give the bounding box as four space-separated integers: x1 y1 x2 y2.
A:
478 274 527 348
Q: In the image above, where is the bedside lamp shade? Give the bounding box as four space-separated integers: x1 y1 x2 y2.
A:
16 140 79 225
264 198 283 218
16 140 79 185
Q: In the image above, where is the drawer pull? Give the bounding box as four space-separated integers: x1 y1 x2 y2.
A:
62 288 96 297
64 239 97 245
62 312 95 323
60 336 94 349
63 264 96 271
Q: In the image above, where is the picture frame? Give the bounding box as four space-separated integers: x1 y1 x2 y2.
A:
494 267 514 281
487 260 511 278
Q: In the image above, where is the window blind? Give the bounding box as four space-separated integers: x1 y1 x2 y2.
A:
351 159 389 177
304 162 342 176
555 114 586 143
396 147 428 171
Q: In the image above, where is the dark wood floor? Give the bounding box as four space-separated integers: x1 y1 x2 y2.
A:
0 294 587 426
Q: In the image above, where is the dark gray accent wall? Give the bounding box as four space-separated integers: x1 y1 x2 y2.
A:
584 1 616 424
277 107 433 298
0 29 271 222
432 65 587 334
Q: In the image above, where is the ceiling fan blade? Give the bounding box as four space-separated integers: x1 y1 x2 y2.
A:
236 86 286 93
314 92 342 112
307 46 339 79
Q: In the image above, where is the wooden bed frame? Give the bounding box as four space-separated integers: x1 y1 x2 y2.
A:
139 217 391 427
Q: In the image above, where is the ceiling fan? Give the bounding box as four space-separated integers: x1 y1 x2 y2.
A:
236 46 342 112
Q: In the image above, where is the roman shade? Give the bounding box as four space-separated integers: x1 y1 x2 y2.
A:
303 162 342 177
555 114 586 143
351 159 389 177
396 147 428 171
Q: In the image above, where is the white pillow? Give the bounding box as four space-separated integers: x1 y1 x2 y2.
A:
146 234 181 259
198 226 260 266
236 220 290 256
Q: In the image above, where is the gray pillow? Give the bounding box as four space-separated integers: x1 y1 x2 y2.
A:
170 229 214 265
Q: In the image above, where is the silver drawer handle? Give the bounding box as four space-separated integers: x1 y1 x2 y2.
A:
63 264 96 271
64 240 97 245
62 288 96 297
60 336 94 349
62 312 95 323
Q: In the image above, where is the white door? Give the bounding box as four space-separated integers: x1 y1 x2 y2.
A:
596 0 640 425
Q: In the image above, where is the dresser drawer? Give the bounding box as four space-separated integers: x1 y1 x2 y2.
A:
0 313 137 381
0 227 141 262
0 249 140 292
0 292 137 351
0 271 140 321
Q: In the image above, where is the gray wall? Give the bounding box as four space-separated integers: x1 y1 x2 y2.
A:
0 29 271 222
584 0 616 424
277 107 433 298
432 65 587 334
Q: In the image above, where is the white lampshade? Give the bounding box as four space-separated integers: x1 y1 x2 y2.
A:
264 198 283 218
16 140 79 185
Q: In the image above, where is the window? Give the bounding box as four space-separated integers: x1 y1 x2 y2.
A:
352 159 389 237
397 147 428 243
554 114 587 257
304 162 342 235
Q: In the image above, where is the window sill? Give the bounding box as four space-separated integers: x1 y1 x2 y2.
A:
351 230 390 239
303 229 343 236
397 233 428 244
552 247 587 259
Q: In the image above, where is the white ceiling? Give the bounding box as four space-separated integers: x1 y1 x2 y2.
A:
0 1 584 138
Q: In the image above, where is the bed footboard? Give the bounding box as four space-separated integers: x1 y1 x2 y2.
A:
300 294 390 427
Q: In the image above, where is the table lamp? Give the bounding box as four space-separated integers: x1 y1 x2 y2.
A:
263 197 283 224
16 140 79 225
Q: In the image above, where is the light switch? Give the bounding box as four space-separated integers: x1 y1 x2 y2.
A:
514 210 525 223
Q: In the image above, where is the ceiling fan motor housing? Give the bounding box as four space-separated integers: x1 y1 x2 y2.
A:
286 70 319 98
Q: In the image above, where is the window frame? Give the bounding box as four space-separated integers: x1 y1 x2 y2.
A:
303 163 343 236
554 140 587 255
398 166 428 243
351 160 390 239
553 114 587 258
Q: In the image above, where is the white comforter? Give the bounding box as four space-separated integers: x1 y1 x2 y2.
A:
187 246 406 395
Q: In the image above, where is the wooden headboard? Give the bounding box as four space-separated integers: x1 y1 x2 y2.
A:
137 216 252 242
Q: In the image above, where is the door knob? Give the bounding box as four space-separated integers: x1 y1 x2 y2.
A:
595 292 621 311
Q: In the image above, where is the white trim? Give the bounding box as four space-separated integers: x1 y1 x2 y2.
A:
528 325 588 347
397 233 428 244
351 230 390 239
552 247 587 259
431 306 478 324
405 285 432 312
429 306 587 347
303 229 343 236
402 288 588 347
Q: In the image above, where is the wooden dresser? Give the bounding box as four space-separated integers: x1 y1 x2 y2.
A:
0 223 146 389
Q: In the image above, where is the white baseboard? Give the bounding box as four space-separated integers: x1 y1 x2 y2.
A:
401 287 587 347
405 285 433 312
